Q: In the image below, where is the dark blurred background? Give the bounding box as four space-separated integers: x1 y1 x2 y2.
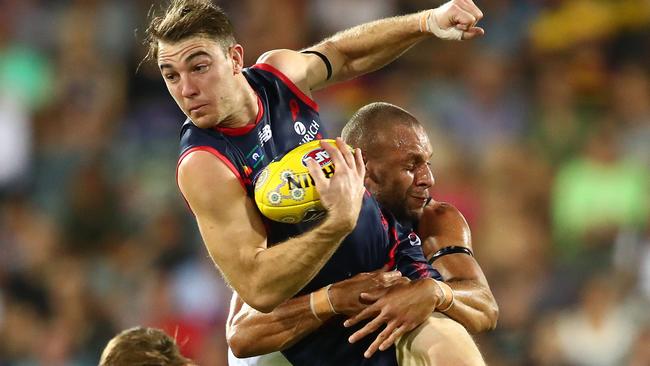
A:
0 0 649 365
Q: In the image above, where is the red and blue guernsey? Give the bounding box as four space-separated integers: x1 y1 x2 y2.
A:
177 64 442 366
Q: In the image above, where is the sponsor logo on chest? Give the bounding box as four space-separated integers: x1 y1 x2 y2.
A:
299 120 322 144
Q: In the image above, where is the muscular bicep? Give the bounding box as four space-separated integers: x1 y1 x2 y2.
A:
178 151 267 296
418 202 487 284
257 45 344 92
426 241 488 285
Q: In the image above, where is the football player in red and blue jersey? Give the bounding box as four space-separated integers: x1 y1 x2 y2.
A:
226 103 497 366
146 0 483 314
145 0 485 364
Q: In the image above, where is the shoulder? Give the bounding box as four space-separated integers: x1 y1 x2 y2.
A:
257 49 308 80
418 201 472 249
421 201 463 221
178 151 247 210
257 49 307 72
256 49 326 93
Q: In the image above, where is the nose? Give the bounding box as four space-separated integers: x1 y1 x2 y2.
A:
415 164 435 189
180 77 199 98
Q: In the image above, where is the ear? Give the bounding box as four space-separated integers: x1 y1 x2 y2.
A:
364 160 379 191
229 44 245 74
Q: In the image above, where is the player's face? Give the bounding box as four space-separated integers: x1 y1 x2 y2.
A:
157 37 242 128
365 124 434 223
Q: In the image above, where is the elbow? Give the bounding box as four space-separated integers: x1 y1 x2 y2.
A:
463 303 499 334
240 296 278 314
227 314 267 358
486 301 499 331
234 265 292 313
226 304 269 358
482 291 499 332
226 317 250 358
228 339 254 358
470 299 499 334
227 331 256 358
464 319 484 335
238 287 284 314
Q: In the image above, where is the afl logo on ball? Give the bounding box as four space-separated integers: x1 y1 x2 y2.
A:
294 121 306 135
408 233 421 246
301 148 331 168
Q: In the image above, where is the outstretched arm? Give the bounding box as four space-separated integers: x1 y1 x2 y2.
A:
257 0 484 94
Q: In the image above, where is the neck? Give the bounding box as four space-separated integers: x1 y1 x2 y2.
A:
218 74 258 128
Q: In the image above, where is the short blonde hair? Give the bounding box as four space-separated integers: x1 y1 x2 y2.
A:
145 0 236 61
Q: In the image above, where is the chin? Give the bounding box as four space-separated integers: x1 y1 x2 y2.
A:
410 210 424 221
191 116 216 129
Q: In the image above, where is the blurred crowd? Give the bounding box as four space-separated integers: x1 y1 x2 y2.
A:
0 0 648 365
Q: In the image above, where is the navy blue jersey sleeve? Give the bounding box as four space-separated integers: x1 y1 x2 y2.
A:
393 232 443 281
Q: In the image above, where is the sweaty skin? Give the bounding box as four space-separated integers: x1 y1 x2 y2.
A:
227 104 497 361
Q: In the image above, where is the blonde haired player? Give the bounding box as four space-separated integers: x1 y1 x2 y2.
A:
145 0 485 364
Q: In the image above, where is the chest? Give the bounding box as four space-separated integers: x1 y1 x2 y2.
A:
225 94 328 181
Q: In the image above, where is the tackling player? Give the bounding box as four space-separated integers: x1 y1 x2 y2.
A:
226 103 498 365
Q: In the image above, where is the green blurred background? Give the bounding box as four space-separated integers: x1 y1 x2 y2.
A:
0 0 649 365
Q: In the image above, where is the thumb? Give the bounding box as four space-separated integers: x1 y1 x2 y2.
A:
461 27 485 40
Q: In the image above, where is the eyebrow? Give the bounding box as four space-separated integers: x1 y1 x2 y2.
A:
405 152 430 161
159 50 212 71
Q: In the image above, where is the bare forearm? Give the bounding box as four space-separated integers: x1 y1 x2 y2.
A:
417 202 497 333
442 280 498 334
318 12 430 83
228 295 329 357
244 217 351 312
230 270 406 357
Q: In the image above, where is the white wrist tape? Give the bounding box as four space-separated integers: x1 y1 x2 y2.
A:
420 8 463 41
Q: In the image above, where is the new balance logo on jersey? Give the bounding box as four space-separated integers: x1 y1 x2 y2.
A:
258 124 272 145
